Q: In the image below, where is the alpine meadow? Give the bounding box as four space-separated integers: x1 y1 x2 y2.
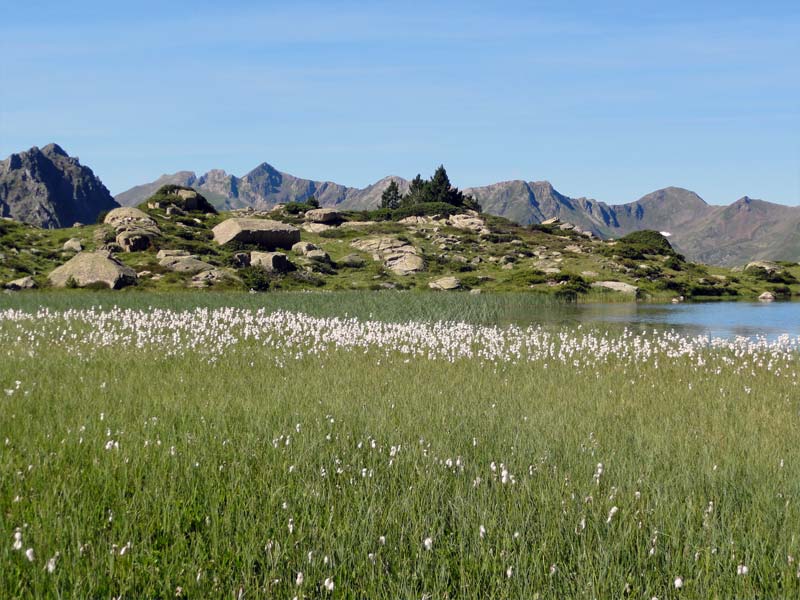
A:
2 1 800 598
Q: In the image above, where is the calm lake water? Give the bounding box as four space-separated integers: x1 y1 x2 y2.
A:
531 301 800 340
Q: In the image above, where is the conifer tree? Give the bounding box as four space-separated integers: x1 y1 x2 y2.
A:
380 180 402 209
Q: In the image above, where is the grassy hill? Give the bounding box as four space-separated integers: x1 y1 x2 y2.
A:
2 187 798 302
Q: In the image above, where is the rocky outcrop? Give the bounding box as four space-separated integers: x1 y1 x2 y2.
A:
63 238 82 252
292 241 319 255
304 208 342 224
429 276 461 290
351 237 425 275
103 207 161 252
117 161 800 266
446 212 489 234
591 281 639 295
251 251 294 273
159 254 213 274
4 276 36 290
212 218 300 249
0 144 119 228
48 251 137 289
103 207 154 228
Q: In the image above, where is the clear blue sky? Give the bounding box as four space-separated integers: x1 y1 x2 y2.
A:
1 0 798 204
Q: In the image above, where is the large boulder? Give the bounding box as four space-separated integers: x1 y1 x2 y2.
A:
251 251 295 273
446 212 486 233
385 252 424 275
305 249 331 263
591 281 638 295
304 208 342 224
759 291 776 302
116 229 157 252
104 207 156 229
292 241 319 255
63 238 83 252
159 255 213 274
429 276 461 290
48 252 137 289
351 236 425 275
746 261 780 274
212 218 300 249
4 276 36 290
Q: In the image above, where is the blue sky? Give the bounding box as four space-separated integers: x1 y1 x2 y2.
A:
1 1 798 204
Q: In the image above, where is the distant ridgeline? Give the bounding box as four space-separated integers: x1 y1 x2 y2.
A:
0 143 798 266
2 176 798 303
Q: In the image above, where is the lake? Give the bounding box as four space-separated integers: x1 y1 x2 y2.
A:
532 300 800 340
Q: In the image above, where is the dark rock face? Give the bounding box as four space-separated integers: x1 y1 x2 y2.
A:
0 144 119 228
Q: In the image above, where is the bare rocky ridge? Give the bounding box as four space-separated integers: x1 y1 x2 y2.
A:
0 144 119 228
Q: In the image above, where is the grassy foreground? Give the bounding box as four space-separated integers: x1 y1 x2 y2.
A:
1 297 799 598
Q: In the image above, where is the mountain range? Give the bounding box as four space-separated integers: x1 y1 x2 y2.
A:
116 162 799 266
1 144 797 266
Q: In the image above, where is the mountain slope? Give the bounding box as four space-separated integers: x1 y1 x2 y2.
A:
116 164 800 266
0 144 118 228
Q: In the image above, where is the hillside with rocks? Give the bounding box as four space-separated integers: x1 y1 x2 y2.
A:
0 144 119 228
118 164 800 266
0 144 796 267
2 185 798 302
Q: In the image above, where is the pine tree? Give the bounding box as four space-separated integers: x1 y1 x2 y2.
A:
305 196 320 208
428 165 453 204
402 173 430 206
380 180 402 209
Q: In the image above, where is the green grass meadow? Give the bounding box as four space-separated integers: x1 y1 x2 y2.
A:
1 292 799 598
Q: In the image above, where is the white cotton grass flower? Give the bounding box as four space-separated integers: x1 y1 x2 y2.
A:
606 506 619 523
737 564 749 575
378 535 386 545
506 566 513 578
423 537 433 551
45 552 59 573
295 571 304 586
479 525 486 539
674 576 683 589
323 577 334 591
25 547 34 562
12 529 23 551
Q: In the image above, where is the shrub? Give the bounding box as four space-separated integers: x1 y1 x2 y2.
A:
390 202 463 221
144 185 218 214
238 266 273 291
602 230 677 261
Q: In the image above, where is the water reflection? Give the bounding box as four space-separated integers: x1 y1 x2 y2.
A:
518 301 800 340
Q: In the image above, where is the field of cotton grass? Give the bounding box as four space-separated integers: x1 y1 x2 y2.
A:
2 295 800 598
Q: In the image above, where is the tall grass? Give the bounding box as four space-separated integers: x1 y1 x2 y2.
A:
1 303 798 598
0 290 570 325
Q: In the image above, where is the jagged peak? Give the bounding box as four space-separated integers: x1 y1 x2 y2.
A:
529 180 555 190
41 143 69 157
247 161 281 177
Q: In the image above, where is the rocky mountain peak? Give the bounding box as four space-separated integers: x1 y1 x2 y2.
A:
41 142 69 157
0 143 118 228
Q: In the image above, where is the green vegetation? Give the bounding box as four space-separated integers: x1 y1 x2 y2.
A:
400 165 480 210
2 190 799 301
137 185 218 214
1 299 798 597
601 230 679 260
